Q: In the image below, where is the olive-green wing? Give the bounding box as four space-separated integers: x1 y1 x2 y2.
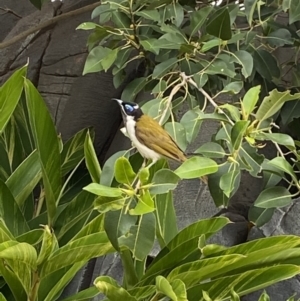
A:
135 115 186 162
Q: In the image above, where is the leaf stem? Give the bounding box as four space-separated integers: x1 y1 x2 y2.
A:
120 250 138 289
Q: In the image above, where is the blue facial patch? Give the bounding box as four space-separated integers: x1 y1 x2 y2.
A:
125 104 134 112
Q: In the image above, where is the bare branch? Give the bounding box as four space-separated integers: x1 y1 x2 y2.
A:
0 2 100 50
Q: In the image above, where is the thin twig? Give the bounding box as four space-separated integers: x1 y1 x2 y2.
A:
0 2 100 49
0 7 22 18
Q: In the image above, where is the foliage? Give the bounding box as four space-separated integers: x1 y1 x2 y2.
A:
0 65 114 300
78 0 300 227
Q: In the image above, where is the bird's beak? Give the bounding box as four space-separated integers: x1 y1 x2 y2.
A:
112 98 123 106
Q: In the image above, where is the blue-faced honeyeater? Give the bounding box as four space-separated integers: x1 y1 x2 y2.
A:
113 98 187 167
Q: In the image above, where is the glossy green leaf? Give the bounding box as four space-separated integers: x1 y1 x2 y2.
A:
94 276 137 301
289 0 300 24
242 85 261 119
130 190 155 215
41 232 114 277
83 183 122 197
59 287 99 301
5 150 41 207
195 142 226 159
104 209 137 250
220 167 241 198
0 180 29 236
220 103 240 122
114 157 136 185
139 167 150 185
16 229 43 245
61 128 88 176
268 157 297 182
84 131 101 183
232 50 253 78
83 46 117 75
135 9 160 22
149 169 180 195
186 265 300 301
248 206 275 227
175 157 218 179
164 122 187 152
222 81 244 95
253 49 280 81
244 0 259 25
257 133 295 149
262 159 284 189
94 196 125 213
24 79 61 224
0 64 26 134
119 212 155 261
267 29 293 47
121 77 148 102
231 121 250 150
255 186 292 208
189 6 213 37
152 58 178 78
155 191 178 247
156 276 177 300
207 7 232 40
256 89 300 121
101 150 128 186
180 108 202 143
280 100 300 125
76 22 101 30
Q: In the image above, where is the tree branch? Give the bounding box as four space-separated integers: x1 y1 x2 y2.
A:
0 1 100 50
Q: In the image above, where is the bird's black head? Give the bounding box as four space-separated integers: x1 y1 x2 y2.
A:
113 99 143 120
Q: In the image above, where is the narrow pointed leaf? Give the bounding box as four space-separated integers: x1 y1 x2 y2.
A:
83 183 122 197
231 121 250 150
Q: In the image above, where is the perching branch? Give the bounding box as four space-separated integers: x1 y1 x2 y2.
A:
0 2 100 50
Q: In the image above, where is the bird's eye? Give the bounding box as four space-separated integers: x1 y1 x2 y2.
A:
124 104 134 113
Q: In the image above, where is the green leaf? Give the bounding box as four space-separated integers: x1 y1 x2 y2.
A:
41 232 114 276
189 6 213 37
37 225 56 265
268 156 297 182
175 157 218 179
187 265 300 300
119 212 155 261
130 190 155 215
6 150 41 207
83 183 123 197
94 276 137 301
156 276 177 300
257 133 295 150
140 39 160 55
135 9 160 22
232 50 253 78
231 121 250 150
220 167 241 198
59 287 99 301
205 60 236 78
0 65 26 134
207 7 232 40
61 128 88 176
253 49 280 81
244 0 259 25
121 77 147 102
84 131 101 183
0 180 29 236
220 103 240 122
195 142 226 159
258 291 270 301
256 89 300 121
24 79 61 224
149 169 180 195
222 81 244 95
289 0 300 24
94 196 125 213
280 100 300 125
255 186 292 208
267 29 293 47
83 46 117 75
114 157 136 186
104 209 137 251
155 192 178 247
76 22 101 30
242 85 261 119
180 108 202 144
164 122 187 152
152 58 178 78
101 150 128 186
248 206 274 227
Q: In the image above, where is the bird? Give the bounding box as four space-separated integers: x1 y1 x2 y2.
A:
113 98 187 169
